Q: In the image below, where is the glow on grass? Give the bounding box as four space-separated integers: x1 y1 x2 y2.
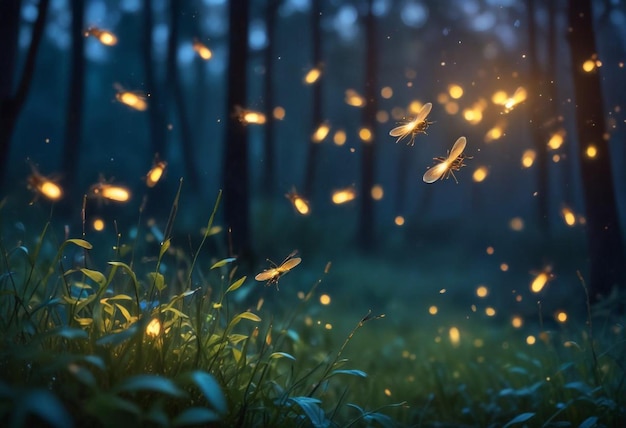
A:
146 318 161 337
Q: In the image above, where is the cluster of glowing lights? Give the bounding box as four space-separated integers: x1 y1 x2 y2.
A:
582 55 602 72
285 188 310 216
84 27 118 46
27 167 63 201
89 181 132 203
192 39 212 60
472 166 488 182
115 86 148 111
462 99 487 125
234 106 266 125
344 89 366 107
547 130 566 150
423 136 470 184
493 87 527 112
145 159 167 188
304 67 322 84
521 149 536 168
530 267 552 293
312 122 331 143
331 187 356 204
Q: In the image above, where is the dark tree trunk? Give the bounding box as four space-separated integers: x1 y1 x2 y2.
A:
568 0 626 301
223 0 250 259
527 0 550 237
61 0 85 204
358 0 378 249
167 0 199 191
303 1 322 198
0 0 49 189
142 0 167 159
261 0 280 195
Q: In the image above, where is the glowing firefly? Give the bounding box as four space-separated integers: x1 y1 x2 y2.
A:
234 105 266 125
192 39 212 60
285 188 311 215
114 84 148 111
331 187 357 204
84 27 118 46
389 102 433 146
255 251 302 289
423 136 471 184
27 164 63 202
89 178 131 203
145 157 167 188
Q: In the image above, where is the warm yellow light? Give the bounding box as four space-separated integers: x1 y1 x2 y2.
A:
333 129 347 146
500 263 509 272
476 286 488 298
526 335 536 345
312 122 331 142
324 323 332 330
370 184 384 200
531 272 549 293
491 90 508 105
521 149 536 168
561 207 576 226
485 307 496 317
486 246 494 255
445 101 459 115
331 187 356 204
304 67 322 84
376 110 389 123
358 127 372 142
394 216 405 226
146 318 161 337
146 161 167 188
285 189 310 216
428 305 438 315
555 311 567 323
381 86 393 99
582 60 596 72
408 100 424 115
345 89 365 107
472 166 488 182
503 87 527 111
192 40 212 60
437 92 449 104
586 144 597 158
547 131 565 150
90 183 131 203
319 294 331 305
243 111 266 124
463 108 483 124
384 388 392 397
509 217 524 231
448 84 464 99
85 27 118 46
511 316 523 328
39 181 63 201
116 91 148 111
484 125 504 142
449 327 461 346
391 107 405 120
92 218 105 231
273 106 286 120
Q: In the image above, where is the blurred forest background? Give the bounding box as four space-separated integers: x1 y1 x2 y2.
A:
1 0 625 325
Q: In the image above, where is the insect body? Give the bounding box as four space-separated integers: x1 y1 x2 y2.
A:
423 136 471 184
389 102 433 146
255 251 302 289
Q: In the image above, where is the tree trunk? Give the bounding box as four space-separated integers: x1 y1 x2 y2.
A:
61 0 85 204
527 0 550 237
0 0 49 189
303 1 322 198
261 0 279 195
358 0 377 249
568 0 626 301
223 0 251 259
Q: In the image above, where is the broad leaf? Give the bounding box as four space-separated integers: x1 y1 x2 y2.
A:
225 276 246 294
183 371 227 414
503 412 535 428
113 375 186 398
173 407 221 426
210 257 237 270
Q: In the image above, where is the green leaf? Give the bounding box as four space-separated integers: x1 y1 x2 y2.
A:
184 371 227 414
96 323 139 347
86 393 140 417
330 369 367 378
226 311 261 332
114 303 134 324
270 352 296 361
173 407 221 426
107 261 139 292
13 389 72 428
225 276 246 294
159 239 171 259
67 364 97 389
49 326 88 341
579 416 598 428
80 268 107 289
503 412 535 428
148 272 166 292
288 397 328 428
210 257 237 270
65 238 93 250
113 375 186 398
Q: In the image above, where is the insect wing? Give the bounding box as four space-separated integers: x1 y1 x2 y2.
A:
255 268 279 282
448 136 467 160
423 161 450 183
415 102 433 123
278 257 301 273
389 122 414 137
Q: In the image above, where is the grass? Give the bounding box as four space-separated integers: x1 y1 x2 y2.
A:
0 190 625 427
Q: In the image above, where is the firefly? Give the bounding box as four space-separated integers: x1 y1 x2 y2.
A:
234 105 266 125
344 89 366 107
331 187 357 204
145 158 167 188
115 84 148 111
255 250 302 289
192 39 212 60
530 267 553 293
85 27 118 46
89 179 131 203
27 165 63 202
304 66 322 84
423 136 471 184
389 102 433 146
285 188 311 215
